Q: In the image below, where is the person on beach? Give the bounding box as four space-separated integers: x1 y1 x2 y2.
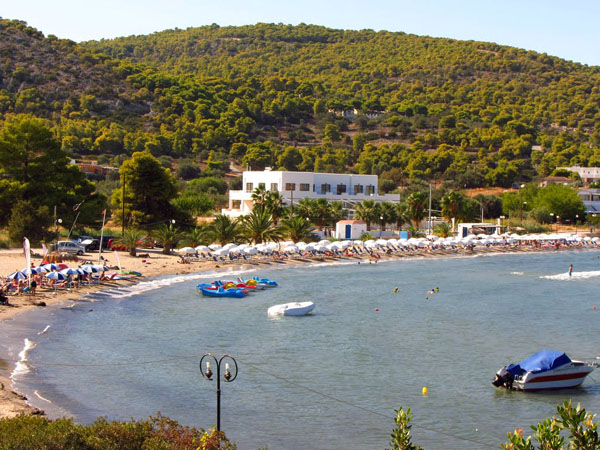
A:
569 264 573 277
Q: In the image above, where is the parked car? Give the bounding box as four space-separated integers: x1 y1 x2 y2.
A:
107 238 127 251
80 239 100 252
137 237 155 249
50 241 86 255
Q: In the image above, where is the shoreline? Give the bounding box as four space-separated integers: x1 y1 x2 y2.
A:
0 243 597 419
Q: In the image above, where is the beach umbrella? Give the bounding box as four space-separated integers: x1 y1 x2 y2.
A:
60 268 79 275
76 268 87 275
94 265 109 272
283 245 299 253
177 247 196 254
21 267 40 275
81 265 99 273
7 271 27 280
34 266 49 273
208 244 222 251
45 272 67 281
195 245 210 252
222 243 237 250
243 247 258 255
42 263 60 271
318 239 331 246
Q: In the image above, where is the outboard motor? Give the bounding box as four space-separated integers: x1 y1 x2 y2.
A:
492 367 514 389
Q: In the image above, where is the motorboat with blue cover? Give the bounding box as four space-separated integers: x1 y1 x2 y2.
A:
492 350 595 391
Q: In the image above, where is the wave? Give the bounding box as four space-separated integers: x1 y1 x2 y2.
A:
103 267 255 299
37 325 51 335
511 272 524 275
11 338 36 379
541 270 600 280
34 390 52 403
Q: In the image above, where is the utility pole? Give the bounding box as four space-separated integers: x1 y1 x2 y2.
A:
428 183 432 235
121 174 126 234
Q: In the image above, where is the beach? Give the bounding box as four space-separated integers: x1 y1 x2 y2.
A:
0 239 597 420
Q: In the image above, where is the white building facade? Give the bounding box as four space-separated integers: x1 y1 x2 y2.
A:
223 169 400 217
559 166 600 185
577 188 600 214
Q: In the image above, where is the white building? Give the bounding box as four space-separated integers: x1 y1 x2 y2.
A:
577 188 600 214
222 169 400 217
558 166 600 185
335 220 367 240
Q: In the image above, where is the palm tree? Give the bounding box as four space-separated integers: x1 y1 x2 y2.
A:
119 228 143 257
265 191 286 224
355 200 378 231
251 185 269 208
441 191 465 222
378 202 398 232
207 214 241 245
183 225 209 247
239 208 282 244
328 201 347 227
406 192 428 230
395 202 409 230
434 222 452 238
280 216 314 243
152 223 184 255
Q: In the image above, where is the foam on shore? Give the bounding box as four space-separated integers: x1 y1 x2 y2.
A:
11 338 36 379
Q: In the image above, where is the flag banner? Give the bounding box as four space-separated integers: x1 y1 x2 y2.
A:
114 250 122 271
73 200 85 211
23 237 31 283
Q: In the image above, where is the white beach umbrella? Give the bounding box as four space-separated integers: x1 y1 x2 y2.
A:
195 245 210 252
42 263 60 271
8 271 27 280
222 243 237 250
318 239 331 246
283 244 299 253
243 247 258 255
60 268 79 275
45 272 66 281
177 247 196 254
208 244 222 251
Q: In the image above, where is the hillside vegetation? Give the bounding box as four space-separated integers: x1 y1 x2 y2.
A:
1 20 600 188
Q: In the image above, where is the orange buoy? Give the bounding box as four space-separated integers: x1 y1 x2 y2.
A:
375 308 379 312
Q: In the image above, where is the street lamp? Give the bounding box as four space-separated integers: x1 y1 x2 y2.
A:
379 215 384 237
556 216 560 232
575 214 579 235
171 219 176 225
199 353 238 432
519 184 526 225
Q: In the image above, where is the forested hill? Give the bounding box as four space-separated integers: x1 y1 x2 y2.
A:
2 20 600 188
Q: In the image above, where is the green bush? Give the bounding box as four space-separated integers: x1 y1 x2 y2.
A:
0 414 236 450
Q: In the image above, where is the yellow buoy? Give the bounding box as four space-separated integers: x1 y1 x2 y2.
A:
422 386 428 395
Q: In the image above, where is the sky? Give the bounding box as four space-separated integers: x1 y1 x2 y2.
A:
1 0 599 66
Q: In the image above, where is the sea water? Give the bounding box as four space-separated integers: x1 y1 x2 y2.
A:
2 250 600 449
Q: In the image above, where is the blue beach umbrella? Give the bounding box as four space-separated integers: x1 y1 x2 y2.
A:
42 263 60 271
8 271 27 280
75 268 87 275
45 272 67 281
21 267 40 276
81 265 99 273
34 266 49 273
60 268 79 276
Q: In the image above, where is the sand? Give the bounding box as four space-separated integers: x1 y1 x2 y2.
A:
0 242 596 419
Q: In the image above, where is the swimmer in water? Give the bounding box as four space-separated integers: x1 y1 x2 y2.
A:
393 287 399 293
569 264 573 277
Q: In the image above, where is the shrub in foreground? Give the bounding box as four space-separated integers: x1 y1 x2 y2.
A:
0 413 236 450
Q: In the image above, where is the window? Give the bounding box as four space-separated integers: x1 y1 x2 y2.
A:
300 183 310 191
245 182 253 193
270 183 278 192
285 183 296 191
258 182 265 189
336 184 346 195
365 185 375 195
354 184 364 194
321 183 331 193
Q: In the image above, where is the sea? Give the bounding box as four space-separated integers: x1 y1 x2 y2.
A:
2 249 600 449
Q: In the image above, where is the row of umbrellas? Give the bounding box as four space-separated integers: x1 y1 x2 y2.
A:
175 233 599 256
7 264 108 282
